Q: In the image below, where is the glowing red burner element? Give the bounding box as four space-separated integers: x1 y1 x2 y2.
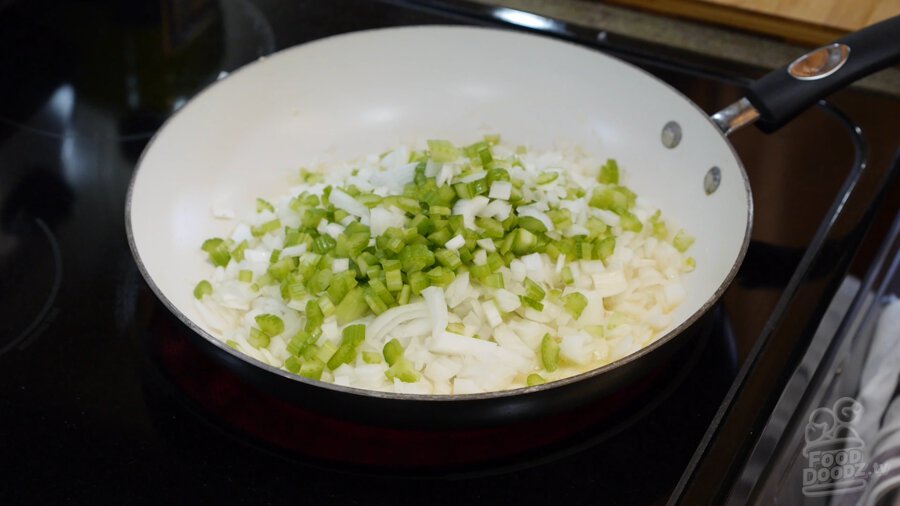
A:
149 309 694 471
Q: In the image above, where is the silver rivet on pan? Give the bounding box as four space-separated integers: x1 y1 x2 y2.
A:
704 166 721 195
661 121 682 149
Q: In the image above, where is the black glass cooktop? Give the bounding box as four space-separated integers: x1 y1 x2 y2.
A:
1 1 897 504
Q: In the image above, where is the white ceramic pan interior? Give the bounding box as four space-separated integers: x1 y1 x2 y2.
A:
127 26 751 386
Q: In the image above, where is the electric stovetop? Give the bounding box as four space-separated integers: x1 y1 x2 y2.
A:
2 1 896 504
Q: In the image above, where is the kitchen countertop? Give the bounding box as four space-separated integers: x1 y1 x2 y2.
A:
473 0 900 97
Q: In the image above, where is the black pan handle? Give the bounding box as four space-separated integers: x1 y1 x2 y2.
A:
745 15 900 133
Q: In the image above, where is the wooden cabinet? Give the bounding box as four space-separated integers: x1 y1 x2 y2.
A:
604 0 900 45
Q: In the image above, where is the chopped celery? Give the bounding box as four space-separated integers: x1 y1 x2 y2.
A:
478 146 493 168
368 278 394 305
267 257 293 282
486 167 510 183
541 334 560 372
232 240 248 262
256 198 275 213
300 168 324 184
362 351 383 364
562 292 588 320
673 230 695 252
511 228 537 255
356 192 383 208
428 227 453 246
193 280 212 300
536 172 559 185
426 266 455 287
483 273 504 289
313 234 337 254
619 212 643 233
208 245 231 267
408 271 429 295
327 324 366 370
468 178 489 196
307 268 333 294
386 359 420 383
251 218 281 237
561 266 574 285
596 236 616 261
520 296 544 312
585 217 607 238
649 210 667 239
364 289 389 315
248 327 270 349
201 238 224 253
255 314 284 336
342 324 366 346
384 268 403 293
598 159 619 184
427 139 460 163
429 205 451 217
527 373 547 386
400 243 436 273
299 359 325 380
684 256 696 272
575 240 592 260
287 330 315 356
397 285 412 305
383 338 404 366
486 252 504 272
469 263 491 280
305 299 324 333
284 356 301 373
317 295 336 317
327 271 357 303
335 287 368 325
547 208 573 229
523 277 546 301
475 217 504 239
588 185 634 214
453 182 473 199
316 341 338 363
517 216 548 234
434 249 462 270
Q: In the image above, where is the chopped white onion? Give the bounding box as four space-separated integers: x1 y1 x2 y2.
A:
445 234 466 251
329 188 370 221
332 257 349 273
488 180 512 200
482 300 503 328
494 288 521 313
422 286 449 340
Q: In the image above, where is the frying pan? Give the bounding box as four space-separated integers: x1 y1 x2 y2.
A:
126 18 900 429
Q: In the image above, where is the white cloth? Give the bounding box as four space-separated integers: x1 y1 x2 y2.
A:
849 297 900 506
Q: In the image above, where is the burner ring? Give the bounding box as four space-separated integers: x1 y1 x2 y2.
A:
0 218 62 357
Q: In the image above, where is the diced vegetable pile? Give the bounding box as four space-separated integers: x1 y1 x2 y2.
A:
193 137 695 394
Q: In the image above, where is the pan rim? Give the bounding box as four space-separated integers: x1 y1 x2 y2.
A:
125 24 754 403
